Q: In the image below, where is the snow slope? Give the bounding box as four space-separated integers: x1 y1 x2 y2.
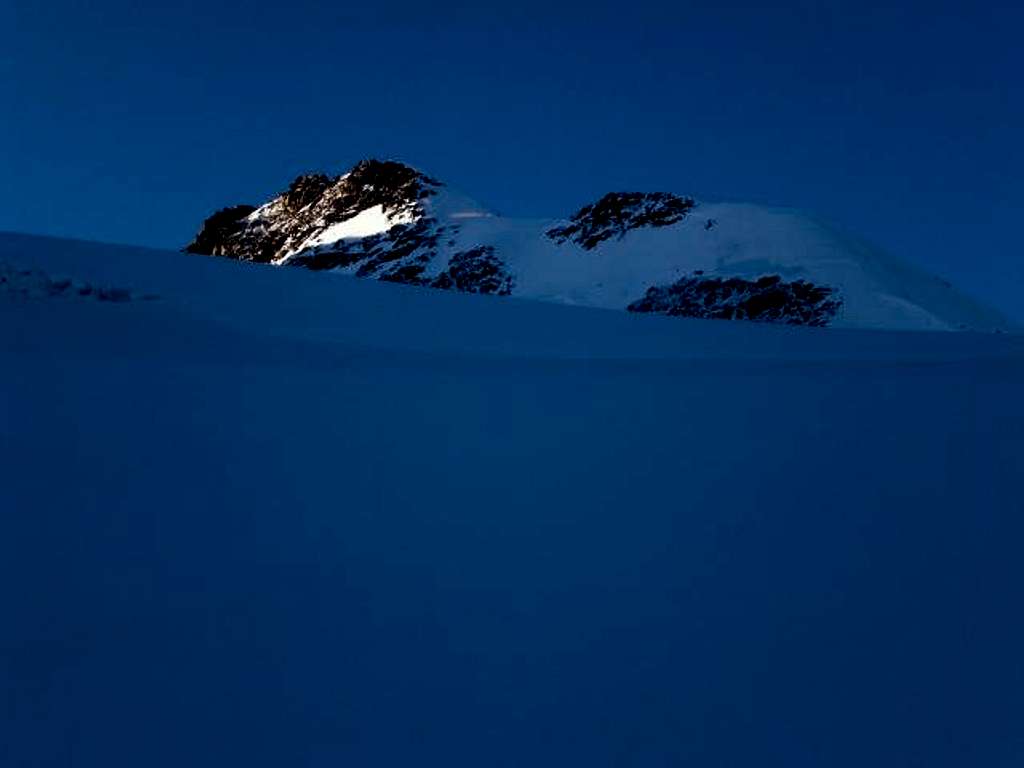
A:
186 160 1010 332
436 194 1007 331
2 232 1023 767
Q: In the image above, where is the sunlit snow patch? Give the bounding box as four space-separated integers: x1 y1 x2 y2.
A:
285 205 418 261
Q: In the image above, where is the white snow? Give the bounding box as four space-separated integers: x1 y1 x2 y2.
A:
2 232 1022 767
292 204 414 254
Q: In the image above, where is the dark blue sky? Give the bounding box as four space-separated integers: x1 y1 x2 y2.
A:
3 0 1022 320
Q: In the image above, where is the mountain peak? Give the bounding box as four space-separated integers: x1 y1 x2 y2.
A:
185 158 444 265
184 162 1009 332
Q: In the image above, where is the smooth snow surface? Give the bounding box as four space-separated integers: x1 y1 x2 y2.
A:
1 232 1023 768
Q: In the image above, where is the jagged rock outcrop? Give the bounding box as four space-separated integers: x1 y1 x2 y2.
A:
186 205 257 257
627 273 841 326
185 160 442 265
546 192 697 249
431 247 514 295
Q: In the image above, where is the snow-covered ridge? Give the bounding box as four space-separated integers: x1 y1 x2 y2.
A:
185 159 1010 332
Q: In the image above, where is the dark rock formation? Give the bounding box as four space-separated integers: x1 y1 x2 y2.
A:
547 192 697 250
280 173 332 213
628 274 841 326
185 205 257 257
184 159 442 264
431 246 514 295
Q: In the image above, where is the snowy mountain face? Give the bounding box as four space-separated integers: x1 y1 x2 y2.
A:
186 159 1008 331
